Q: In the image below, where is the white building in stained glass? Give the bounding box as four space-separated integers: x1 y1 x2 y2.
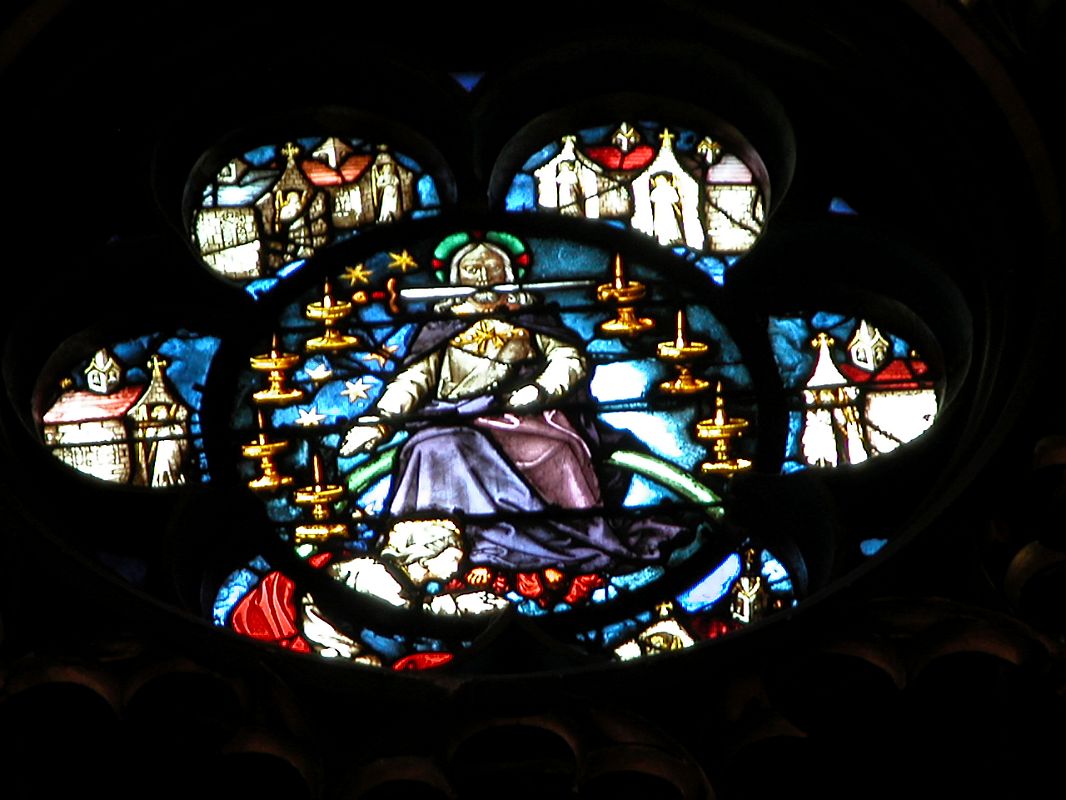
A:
533 136 605 218
802 332 869 467
630 130 705 249
703 151 764 252
41 354 192 486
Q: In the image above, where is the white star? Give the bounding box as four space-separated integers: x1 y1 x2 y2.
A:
295 407 327 426
305 363 333 382
342 378 372 403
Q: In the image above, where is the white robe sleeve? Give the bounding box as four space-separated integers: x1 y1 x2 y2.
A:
532 334 586 400
373 351 441 417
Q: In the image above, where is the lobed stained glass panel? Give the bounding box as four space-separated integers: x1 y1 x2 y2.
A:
504 121 767 284
38 331 221 487
189 137 443 296
578 544 796 662
770 313 939 472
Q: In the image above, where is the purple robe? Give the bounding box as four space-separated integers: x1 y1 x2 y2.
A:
384 306 681 572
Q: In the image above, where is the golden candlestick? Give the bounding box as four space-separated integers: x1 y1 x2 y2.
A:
657 309 710 394
695 382 752 475
293 454 348 544
241 411 293 491
305 280 360 352
596 254 655 335
250 334 305 405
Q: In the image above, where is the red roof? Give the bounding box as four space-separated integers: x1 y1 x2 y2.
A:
42 385 143 424
839 358 932 391
871 358 930 390
839 363 874 384
585 144 655 171
300 154 372 187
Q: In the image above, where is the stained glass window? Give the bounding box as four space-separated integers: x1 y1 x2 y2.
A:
3 8 1061 797
16 40 974 675
26 140 953 670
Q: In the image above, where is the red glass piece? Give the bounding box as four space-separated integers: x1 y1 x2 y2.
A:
41 385 142 424
230 571 309 652
872 358 928 390
839 363 873 384
564 573 605 604
689 617 737 640
516 572 544 598
492 574 510 595
584 144 655 171
392 652 454 670
839 358 933 390
300 154 372 186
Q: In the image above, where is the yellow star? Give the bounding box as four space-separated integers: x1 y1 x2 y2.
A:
341 263 372 285
362 345 399 368
387 250 418 272
342 378 371 402
453 319 509 355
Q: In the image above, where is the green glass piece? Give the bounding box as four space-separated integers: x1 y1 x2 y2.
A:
346 445 400 496
607 450 721 508
433 232 472 262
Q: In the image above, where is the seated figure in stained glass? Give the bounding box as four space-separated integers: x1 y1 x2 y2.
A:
340 236 681 579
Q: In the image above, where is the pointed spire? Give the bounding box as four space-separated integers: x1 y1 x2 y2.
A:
807 333 848 388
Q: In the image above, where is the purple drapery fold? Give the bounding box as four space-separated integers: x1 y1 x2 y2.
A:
387 405 681 571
